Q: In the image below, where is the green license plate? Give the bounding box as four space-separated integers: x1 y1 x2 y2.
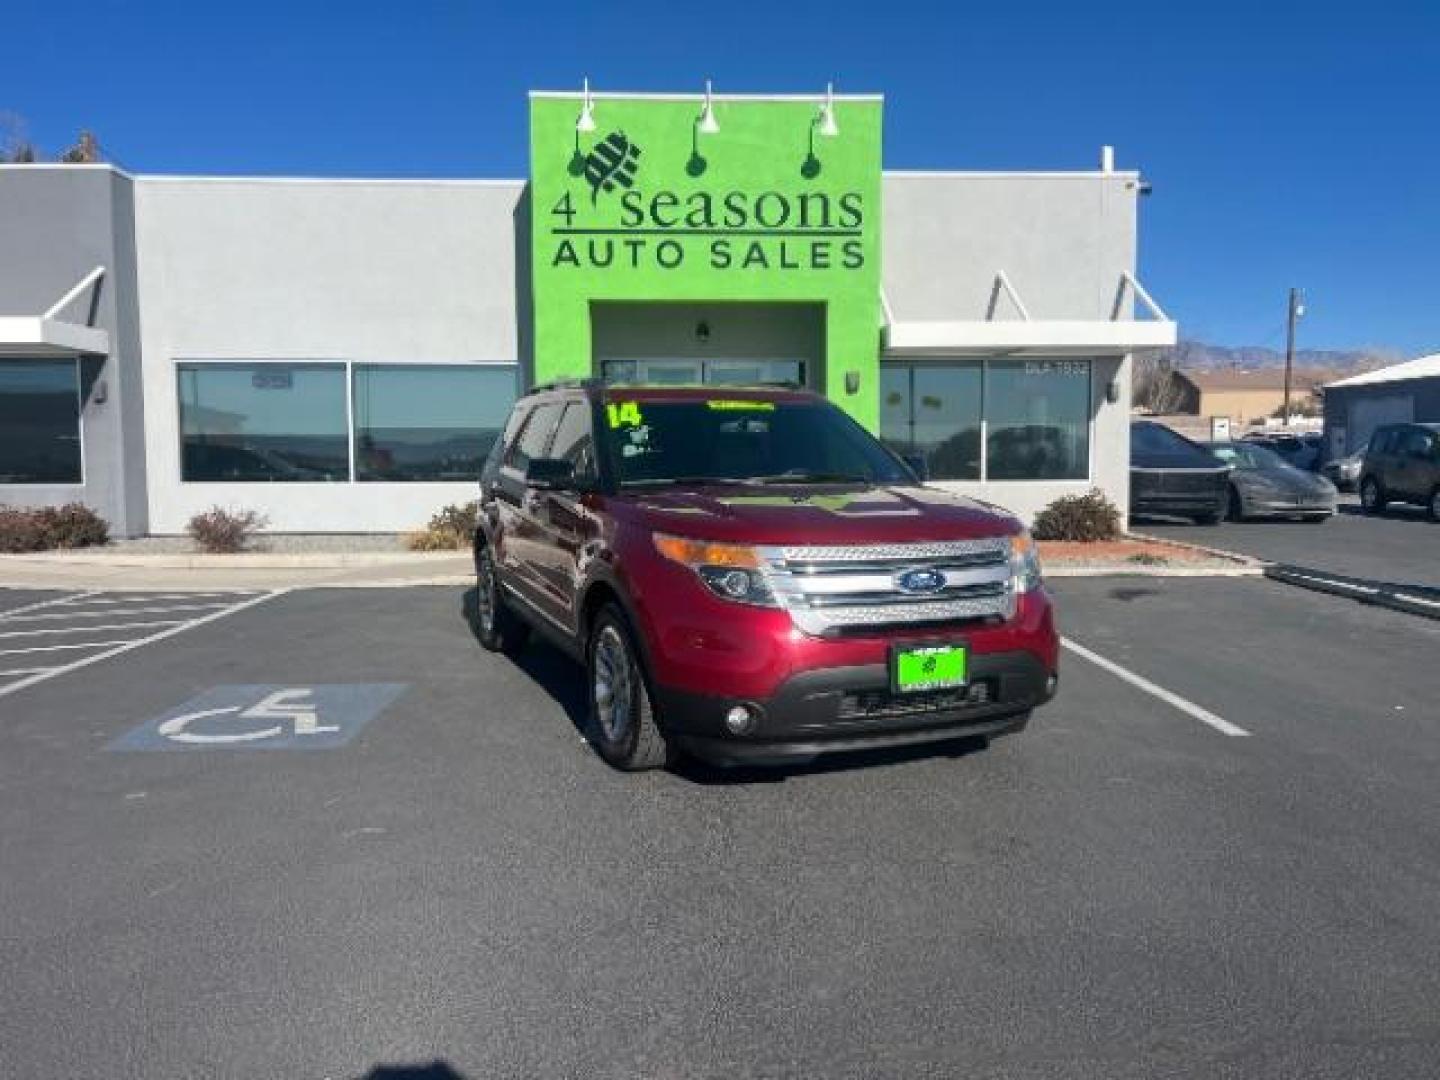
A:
893 644 968 693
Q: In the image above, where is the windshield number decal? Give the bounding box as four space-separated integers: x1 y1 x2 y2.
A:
607 401 644 429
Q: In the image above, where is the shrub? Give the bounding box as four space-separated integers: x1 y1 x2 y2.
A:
406 502 479 552
35 503 109 548
0 503 109 552
186 506 267 554
1127 552 1168 566
1031 489 1123 543
0 508 49 553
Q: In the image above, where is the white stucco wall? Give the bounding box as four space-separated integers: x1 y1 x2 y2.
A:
133 177 527 533
881 172 1142 525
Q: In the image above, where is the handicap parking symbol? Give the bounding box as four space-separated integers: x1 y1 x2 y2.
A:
108 684 407 752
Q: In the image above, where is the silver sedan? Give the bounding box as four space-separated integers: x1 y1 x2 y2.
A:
1207 442 1339 522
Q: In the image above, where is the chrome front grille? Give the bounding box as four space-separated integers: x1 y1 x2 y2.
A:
758 537 1015 635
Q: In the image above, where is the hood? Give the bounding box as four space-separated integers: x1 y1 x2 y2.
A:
1238 464 1333 495
613 483 1021 547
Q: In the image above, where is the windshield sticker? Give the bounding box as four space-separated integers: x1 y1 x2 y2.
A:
706 400 776 412
606 401 644 429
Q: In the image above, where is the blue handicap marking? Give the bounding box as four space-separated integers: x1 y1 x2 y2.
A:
109 684 407 752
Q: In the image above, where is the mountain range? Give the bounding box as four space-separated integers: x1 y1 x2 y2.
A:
1164 340 1403 375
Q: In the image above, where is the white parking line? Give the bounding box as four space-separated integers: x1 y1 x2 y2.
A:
0 592 100 620
52 592 258 605
0 640 136 656
4 603 234 621
0 620 186 639
1061 635 1251 738
0 590 288 701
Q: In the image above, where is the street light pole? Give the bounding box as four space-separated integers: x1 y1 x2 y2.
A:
1282 287 1303 427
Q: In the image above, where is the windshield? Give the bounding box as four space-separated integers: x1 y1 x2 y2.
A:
1211 443 1286 470
601 397 911 487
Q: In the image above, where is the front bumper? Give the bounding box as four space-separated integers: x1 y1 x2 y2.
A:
654 649 1055 764
1131 492 1228 518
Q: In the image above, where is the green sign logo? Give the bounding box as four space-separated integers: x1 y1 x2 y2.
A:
582 131 642 204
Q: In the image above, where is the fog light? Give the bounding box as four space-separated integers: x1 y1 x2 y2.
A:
724 705 756 735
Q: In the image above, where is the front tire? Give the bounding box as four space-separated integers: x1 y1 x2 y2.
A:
1226 485 1246 522
586 605 672 771
1360 476 1386 514
474 543 530 655
1428 487 1440 523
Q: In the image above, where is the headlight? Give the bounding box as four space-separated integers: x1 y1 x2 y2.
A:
1011 531 1044 594
652 533 778 607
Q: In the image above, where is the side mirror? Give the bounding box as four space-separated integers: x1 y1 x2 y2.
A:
901 453 929 481
524 457 575 491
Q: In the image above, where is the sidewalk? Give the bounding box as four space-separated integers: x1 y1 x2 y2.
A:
1 533 1260 592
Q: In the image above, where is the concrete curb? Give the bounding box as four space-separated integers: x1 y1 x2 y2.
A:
1047 565 1264 578
1124 531 1267 569
1264 565 1440 622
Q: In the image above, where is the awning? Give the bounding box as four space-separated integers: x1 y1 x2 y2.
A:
0 266 110 358
882 270 1177 357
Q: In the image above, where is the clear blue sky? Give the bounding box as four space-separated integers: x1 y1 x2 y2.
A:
5 0 1437 356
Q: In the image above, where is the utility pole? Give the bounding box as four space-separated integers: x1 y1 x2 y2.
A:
1281 287 1304 427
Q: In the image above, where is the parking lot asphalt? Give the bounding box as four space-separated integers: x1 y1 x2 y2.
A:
2 579 1439 1079
1140 497 1440 589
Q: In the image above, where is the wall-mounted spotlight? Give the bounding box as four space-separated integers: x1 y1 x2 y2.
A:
817 82 839 138
697 79 720 135
695 320 711 343
576 76 597 133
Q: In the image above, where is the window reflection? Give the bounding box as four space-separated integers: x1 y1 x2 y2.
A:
354 365 516 481
179 364 348 482
0 360 82 484
879 358 1092 481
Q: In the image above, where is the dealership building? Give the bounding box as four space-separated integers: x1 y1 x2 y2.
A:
0 89 1175 536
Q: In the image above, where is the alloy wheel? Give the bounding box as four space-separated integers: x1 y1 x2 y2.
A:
593 625 633 745
476 550 497 634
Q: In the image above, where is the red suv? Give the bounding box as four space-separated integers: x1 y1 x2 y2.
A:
474 381 1058 770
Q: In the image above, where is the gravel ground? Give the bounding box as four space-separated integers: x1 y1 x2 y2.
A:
103 533 418 554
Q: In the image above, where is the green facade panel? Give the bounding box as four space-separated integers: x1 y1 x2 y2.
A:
528 94 884 428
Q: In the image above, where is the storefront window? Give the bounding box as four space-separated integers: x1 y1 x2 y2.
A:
985 359 1090 480
178 363 349 482
879 363 983 480
0 360 82 484
354 365 516 481
880 358 1092 482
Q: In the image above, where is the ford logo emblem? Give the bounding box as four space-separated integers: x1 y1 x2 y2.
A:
896 568 947 595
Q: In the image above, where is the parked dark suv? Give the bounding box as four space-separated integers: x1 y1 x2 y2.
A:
1130 421 1230 524
1359 422 1440 520
473 381 1059 771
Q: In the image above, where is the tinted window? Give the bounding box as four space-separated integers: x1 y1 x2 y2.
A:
913 365 983 480
548 401 596 482
879 364 984 480
1398 429 1434 458
1131 422 1202 457
0 360 81 484
507 402 562 473
179 364 348 482
1370 428 1395 454
601 397 909 486
986 359 1090 480
353 365 516 482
